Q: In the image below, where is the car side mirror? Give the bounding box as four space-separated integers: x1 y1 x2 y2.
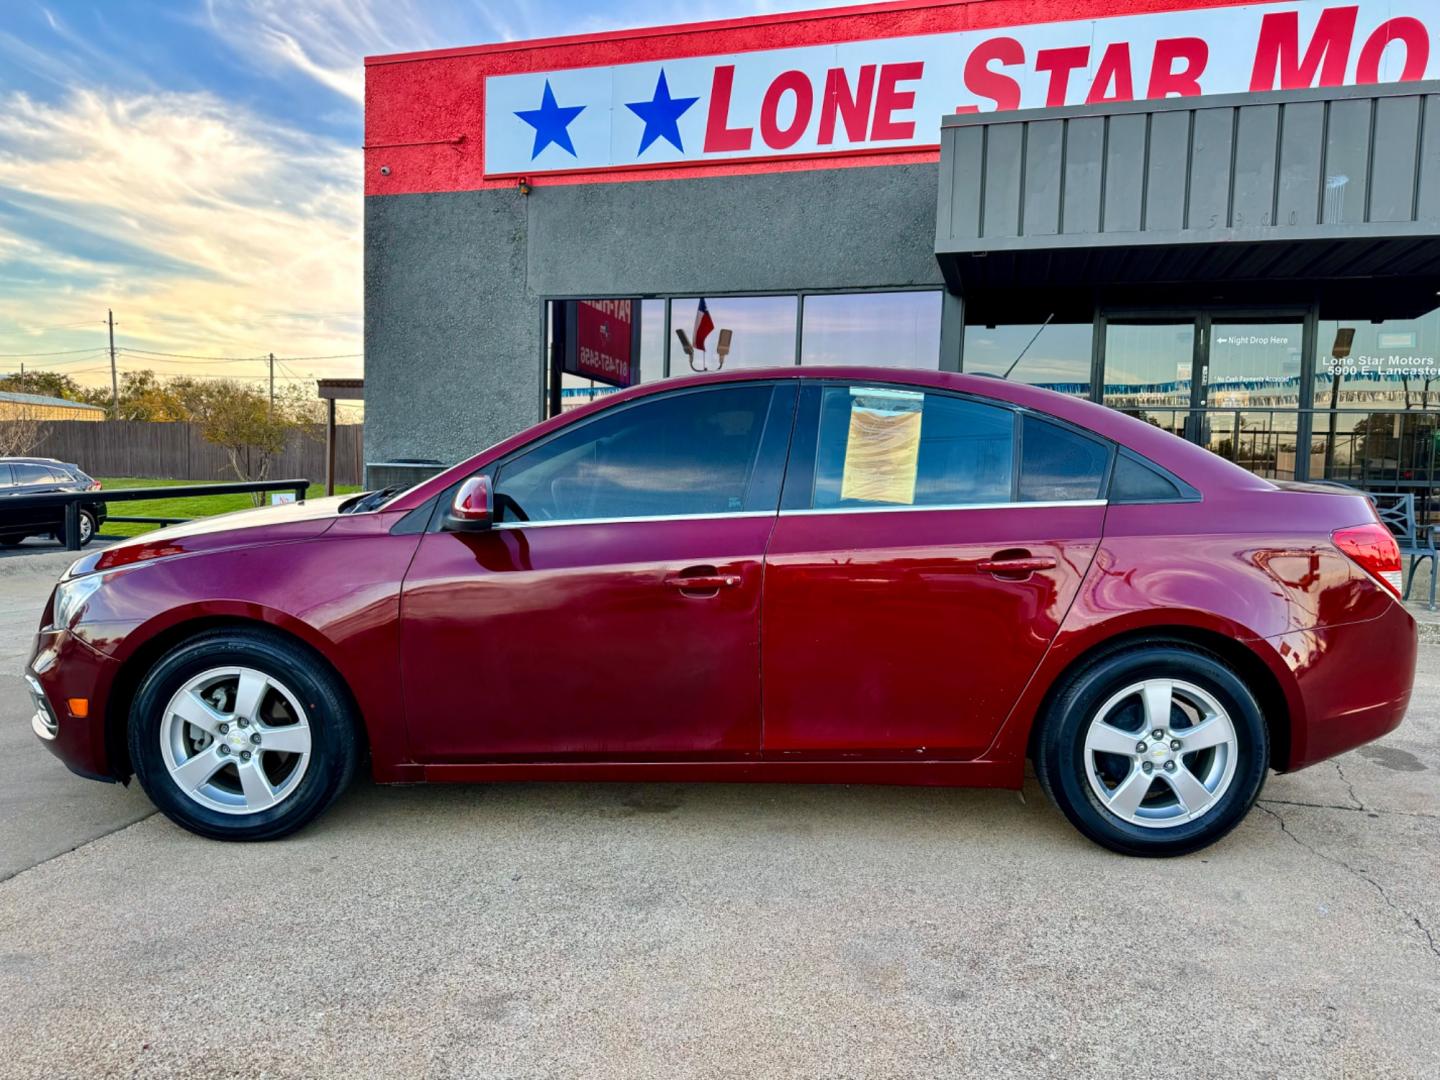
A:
443 476 493 532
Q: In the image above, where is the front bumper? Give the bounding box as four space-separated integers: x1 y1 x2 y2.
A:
28 627 123 782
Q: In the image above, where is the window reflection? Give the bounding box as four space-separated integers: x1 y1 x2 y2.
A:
964 321 1093 396
1313 307 1440 486
546 298 667 415
498 385 775 522
1100 321 1194 438
1316 308 1440 409
669 296 797 374
800 291 941 368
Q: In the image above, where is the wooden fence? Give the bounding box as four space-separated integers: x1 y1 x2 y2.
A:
0 420 364 486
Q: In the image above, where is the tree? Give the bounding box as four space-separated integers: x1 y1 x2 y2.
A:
173 378 319 502
115 369 188 421
0 399 48 457
0 370 108 407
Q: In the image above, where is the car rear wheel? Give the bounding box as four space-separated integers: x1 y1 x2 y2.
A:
1033 643 1269 857
128 628 359 841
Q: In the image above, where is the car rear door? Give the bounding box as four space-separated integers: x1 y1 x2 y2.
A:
398 381 796 762
761 381 1111 760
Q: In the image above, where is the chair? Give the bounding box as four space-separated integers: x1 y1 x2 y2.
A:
1368 492 1438 610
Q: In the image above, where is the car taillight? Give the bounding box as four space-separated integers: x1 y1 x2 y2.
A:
1332 523 1403 599
89 481 101 491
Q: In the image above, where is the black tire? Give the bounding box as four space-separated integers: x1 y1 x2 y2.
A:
1033 642 1269 857
128 627 359 841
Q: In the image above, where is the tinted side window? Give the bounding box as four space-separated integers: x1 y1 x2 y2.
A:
1019 416 1110 502
1110 453 1185 502
0 465 12 488
12 464 51 485
812 386 1014 509
495 385 775 523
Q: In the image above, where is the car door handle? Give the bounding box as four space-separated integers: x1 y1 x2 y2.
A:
976 553 1056 577
664 571 741 592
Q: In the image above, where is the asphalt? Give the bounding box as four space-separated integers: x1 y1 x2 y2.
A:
0 549 1436 1079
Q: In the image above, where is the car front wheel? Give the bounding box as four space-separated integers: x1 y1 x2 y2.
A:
1034 643 1269 857
128 628 359 840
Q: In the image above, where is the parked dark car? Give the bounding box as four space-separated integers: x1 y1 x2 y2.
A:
28 369 1416 854
0 458 106 547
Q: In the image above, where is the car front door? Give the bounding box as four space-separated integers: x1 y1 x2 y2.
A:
6 463 61 534
399 382 795 762
761 382 1111 760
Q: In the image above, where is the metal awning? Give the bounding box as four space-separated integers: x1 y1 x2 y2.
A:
936 82 1440 319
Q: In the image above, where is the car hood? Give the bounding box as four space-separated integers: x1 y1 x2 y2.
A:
92 495 348 569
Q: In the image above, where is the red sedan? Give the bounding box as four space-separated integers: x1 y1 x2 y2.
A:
27 368 1415 855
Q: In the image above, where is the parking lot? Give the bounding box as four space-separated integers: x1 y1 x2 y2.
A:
0 549 1437 1079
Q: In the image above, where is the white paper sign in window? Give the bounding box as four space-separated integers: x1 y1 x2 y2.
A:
840 387 924 505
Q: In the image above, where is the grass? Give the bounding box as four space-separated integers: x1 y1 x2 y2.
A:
94 477 362 539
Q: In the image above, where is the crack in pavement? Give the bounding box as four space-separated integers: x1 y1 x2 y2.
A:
1332 759 1365 810
1258 797 1440 821
0 811 157 886
1257 803 1440 963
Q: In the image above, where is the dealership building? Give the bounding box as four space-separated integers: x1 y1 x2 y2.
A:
363 0 1440 493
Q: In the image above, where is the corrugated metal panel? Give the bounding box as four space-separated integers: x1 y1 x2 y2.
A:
937 81 1440 257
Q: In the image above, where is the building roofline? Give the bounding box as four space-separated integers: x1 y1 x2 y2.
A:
363 0 1256 67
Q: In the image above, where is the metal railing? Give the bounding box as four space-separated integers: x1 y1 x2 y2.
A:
1106 404 1440 515
4 478 310 551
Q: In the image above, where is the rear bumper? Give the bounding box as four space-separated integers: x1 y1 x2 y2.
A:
1270 600 1418 771
28 627 123 781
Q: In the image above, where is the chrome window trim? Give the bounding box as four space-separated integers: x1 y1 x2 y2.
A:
492 510 778 530
488 500 1106 529
780 499 1107 517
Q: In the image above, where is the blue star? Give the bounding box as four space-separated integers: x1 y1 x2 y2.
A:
625 69 699 155
514 80 585 159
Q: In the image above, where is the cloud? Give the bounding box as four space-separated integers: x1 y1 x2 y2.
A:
0 88 361 384
201 0 533 105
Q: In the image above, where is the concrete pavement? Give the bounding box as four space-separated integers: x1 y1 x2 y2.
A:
0 552 1436 1078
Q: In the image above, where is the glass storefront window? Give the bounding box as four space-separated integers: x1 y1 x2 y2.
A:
963 321 1093 396
669 296 797 374
800 291 941 368
1316 308 1440 409
639 298 665 384
1313 307 1440 487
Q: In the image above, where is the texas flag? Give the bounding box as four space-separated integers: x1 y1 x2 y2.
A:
693 298 715 352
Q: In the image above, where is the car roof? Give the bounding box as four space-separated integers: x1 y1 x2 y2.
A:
391 366 1269 512
0 456 68 465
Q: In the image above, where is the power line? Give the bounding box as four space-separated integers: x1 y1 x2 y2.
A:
119 347 362 362
117 350 272 365
0 346 100 358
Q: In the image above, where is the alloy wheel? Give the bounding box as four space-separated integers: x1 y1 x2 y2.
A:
1081 678 1238 829
159 666 313 815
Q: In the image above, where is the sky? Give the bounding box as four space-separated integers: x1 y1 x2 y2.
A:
0 0 858 395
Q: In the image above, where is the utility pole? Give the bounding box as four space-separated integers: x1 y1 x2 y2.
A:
268 353 275 415
107 309 118 416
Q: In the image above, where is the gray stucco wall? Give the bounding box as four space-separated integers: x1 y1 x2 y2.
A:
364 163 944 473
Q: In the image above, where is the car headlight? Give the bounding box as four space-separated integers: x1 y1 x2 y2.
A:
51 573 106 631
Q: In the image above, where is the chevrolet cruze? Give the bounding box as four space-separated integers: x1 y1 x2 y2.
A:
27 368 1416 855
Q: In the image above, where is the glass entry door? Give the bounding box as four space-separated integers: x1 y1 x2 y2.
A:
1204 317 1305 479
1101 318 1200 440
1102 310 1306 478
